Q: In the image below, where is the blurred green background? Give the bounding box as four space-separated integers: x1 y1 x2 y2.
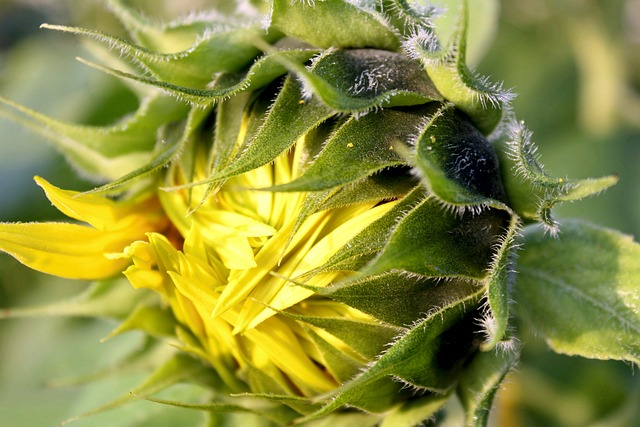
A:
0 0 639 426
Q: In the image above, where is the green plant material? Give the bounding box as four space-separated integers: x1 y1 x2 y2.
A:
74 48 320 107
0 94 187 181
362 198 508 279
412 103 507 208
87 105 211 194
457 349 519 426
0 279 152 321
481 213 520 350
41 23 273 88
503 121 619 234
298 286 485 423
267 107 427 192
514 221 640 364
404 1 512 134
270 0 401 50
61 353 215 425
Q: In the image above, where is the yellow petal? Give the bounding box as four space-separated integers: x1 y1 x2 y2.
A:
238 202 397 331
243 317 338 393
35 176 167 231
0 178 168 280
0 222 130 279
35 176 123 230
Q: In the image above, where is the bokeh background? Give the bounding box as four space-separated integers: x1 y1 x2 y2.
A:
0 0 638 425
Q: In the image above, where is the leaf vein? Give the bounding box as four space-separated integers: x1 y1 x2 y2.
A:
520 266 640 335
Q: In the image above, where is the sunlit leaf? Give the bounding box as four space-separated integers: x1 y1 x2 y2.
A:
403 2 511 134
268 107 429 192
42 23 273 88
260 46 441 115
514 221 640 365
380 393 451 427
320 273 482 328
86 106 211 194
189 76 334 186
74 48 319 107
310 186 427 275
281 311 401 360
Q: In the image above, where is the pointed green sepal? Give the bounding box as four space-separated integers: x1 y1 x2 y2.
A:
319 273 483 328
504 120 618 234
42 23 274 88
481 213 521 351
457 348 519 427
412 103 507 208
270 0 401 50
297 287 484 422
404 2 512 134
0 278 155 321
74 48 318 107
267 107 428 192
0 93 187 181
363 197 509 279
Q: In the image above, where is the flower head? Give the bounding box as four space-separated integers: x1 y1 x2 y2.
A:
0 0 623 426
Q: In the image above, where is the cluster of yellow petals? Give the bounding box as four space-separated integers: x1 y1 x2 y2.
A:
0 143 398 397
0 177 167 280
121 145 398 395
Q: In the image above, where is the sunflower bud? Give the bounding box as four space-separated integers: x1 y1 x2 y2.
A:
0 1 626 426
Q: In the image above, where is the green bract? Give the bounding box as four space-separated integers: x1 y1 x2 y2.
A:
0 1 638 426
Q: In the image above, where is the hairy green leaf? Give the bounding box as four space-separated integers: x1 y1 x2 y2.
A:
193 76 334 186
74 48 318 107
403 3 511 134
309 185 428 274
104 0 241 52
381 393 451 427
380 0 439 36
263 47 441 114
280 311 401 360
304 327 364 382
316 170 418 211
298 288 484 422
43 23 272 88
481 214 520 350
321 273 482 327
514 221 640 365
87 106 211 194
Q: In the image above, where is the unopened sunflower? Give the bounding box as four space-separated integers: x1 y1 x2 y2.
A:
1 1 638 426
